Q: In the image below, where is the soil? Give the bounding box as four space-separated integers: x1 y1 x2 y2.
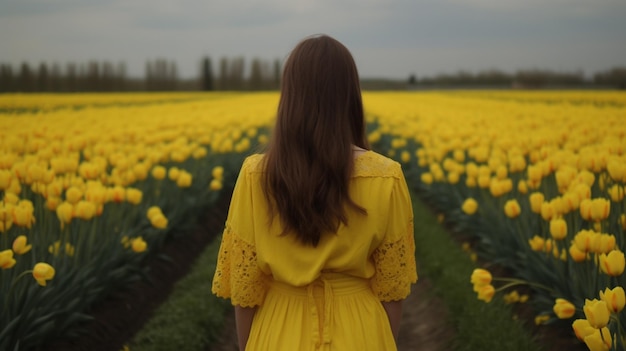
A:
41 191 586 351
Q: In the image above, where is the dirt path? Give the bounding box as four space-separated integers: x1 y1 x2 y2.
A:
209 277 452 351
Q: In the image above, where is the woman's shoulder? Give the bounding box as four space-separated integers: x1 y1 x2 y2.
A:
242 153 266 173
353 150 403 178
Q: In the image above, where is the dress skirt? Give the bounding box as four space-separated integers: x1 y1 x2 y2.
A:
246 273 398 351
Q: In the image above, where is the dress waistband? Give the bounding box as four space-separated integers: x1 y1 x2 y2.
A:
269 273 371 350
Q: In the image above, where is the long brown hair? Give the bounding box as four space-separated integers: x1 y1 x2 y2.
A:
262 34 369 246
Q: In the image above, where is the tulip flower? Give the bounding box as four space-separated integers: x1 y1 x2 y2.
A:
584 327 612 351
131 237 148 253
74 201 97 220
65 186 83 204
210 179 223 191
572 319 596 341
599 286 626 313
0 169 12 190
608 185 624 202
528 235 545 252
12 205 35 228
540 202 554 221
0 249 17 269
599 250 625 276
420 173 433 185
590 198 610 222
590 234 616 254
476 284 495 303
580 199 592 221
583 299 610 328
549 218 567 240
569 243 587 262
573 230 593 252
168 167 180 181
212 166 225 180
33 262 55 286
470 268 492 286
147 206 163 220
504 199 521 218
126 188 143 205
150 213 168 229
56 202 74 225
176 171 193 188
151 166 166 180
12 235 32 255
461 198 478 215
553 298 576 319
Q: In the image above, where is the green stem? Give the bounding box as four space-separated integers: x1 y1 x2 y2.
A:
493 277 554 293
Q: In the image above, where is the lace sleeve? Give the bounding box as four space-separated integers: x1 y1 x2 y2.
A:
371 220 417 301
211 226 267 307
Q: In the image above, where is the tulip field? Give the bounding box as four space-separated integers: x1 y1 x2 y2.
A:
1 90 625 350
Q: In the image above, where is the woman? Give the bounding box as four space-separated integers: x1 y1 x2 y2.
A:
212 34 417 351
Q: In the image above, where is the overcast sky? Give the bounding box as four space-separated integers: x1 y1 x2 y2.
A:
2 0 625 79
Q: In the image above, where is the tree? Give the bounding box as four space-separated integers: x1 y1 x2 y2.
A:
202 57 214 91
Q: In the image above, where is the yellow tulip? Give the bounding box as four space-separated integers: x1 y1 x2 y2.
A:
470 268 492 286
108 186 126 203
528 235 545 252
549 218 567 240
420 173 433 185
583 299 610 328
534 315 550 325
608 185 624 202
0 249 17 269
56 202 74 225
0 169 12 190
569 243 587 262
150 213 168 229
12 235 32 255
504 199 521 218
147 206 163 220
65 186 83 204
540 202 554 221
33 262 56 286
580 198 592 221
151 165 166 180
126 188 143 205
517 180 528 194
461 198 478 215
599 286 626 313
212 166 225 180
572 319 596 341
168 167 180 181
584 327 612 351
209 179 223 191
176 171 193 188
12 205 35 228
599 250 625 276
74 201 96 220
131 237 148 253
590 234 616 254
46 196 61 211
475 284 495 303
590 198 610 222
573 229 593 252
621 214 626 231
553 298 576 319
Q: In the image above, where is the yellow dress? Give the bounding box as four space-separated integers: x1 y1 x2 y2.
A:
212 151 417 351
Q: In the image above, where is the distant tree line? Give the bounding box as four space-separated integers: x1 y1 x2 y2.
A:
408 67 626 89
1 58 624 92
0 56 281 93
